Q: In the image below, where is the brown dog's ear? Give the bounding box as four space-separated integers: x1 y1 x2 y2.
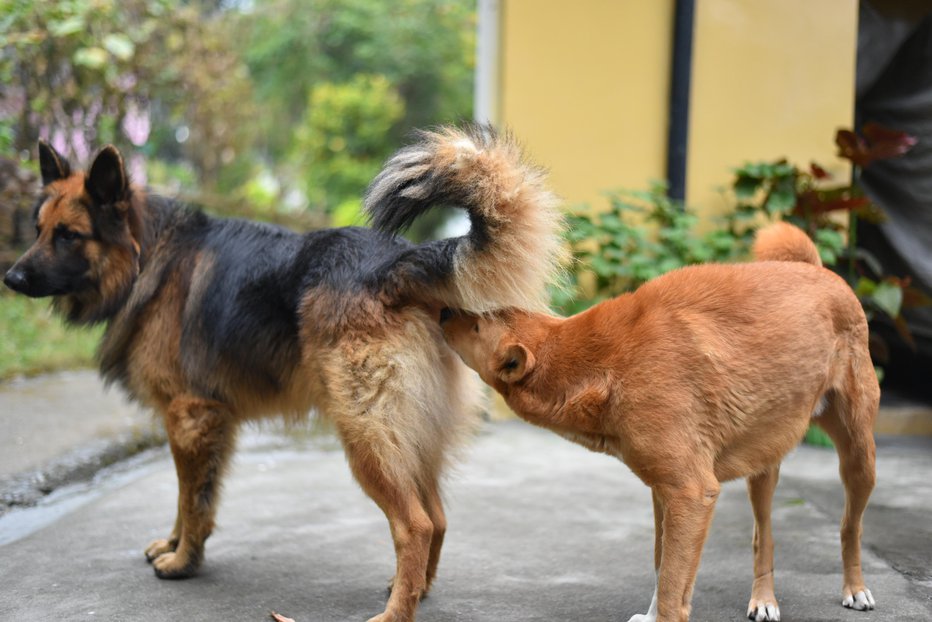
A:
38 140 71 186
85 145 129 207
497 343 534 383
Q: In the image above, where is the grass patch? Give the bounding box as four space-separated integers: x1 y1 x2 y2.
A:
0 290 101 381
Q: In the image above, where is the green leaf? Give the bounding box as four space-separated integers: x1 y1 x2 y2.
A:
766 177 797 214
870 280 903 318
103 34 135 61
598 212 625 233
854 277 877 297
74 47 108 69
590 256 620 278
49 16 86 37
733 174 761 199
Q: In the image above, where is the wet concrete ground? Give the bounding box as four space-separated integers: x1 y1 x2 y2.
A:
0 415 930 621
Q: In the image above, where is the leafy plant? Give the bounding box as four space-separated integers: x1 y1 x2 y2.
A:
291 74 404 214
729 124 930 351
558 124 930 364
556 182 745 315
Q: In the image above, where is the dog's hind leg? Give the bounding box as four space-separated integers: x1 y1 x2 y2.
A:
745 464 781 621
338 424 434 622
148 396 237 579
813 369 878 611
421 476 447 593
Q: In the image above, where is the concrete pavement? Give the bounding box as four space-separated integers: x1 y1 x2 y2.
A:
0 413 930 621
0 371 164 511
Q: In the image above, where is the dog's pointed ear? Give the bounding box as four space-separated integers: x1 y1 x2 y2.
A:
38 140 71 186
497 343 534 384
85 145 128 207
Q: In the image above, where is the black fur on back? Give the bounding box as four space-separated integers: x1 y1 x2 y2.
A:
99 195 428 403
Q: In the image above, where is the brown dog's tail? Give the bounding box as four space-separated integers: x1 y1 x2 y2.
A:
364 124 566 312
752 222 822 267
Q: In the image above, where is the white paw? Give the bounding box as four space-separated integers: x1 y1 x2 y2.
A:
747 603 781 621
626 615 656 622
842 589 875 610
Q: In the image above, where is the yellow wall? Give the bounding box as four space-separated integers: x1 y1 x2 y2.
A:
497 1 859 217
688 0 859 215
499 0 675 212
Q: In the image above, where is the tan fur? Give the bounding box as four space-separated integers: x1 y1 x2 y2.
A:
365 126 568 312
442 223 879 622
753 221 823 266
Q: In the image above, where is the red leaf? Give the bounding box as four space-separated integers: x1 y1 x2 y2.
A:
835 124 918 168
835 130 871 167
814 196 871 213
903 284 932 309
809 162 831 180
794 189 870 214
893 314 917 351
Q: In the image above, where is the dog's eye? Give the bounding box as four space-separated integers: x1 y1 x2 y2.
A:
473 324 479 333
55 228 82 242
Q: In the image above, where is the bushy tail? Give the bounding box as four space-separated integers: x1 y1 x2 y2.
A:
752 222 822 266
364 125 566 312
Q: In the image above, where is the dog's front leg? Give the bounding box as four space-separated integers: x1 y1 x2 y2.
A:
746 465 781 621
147 397 237 579
654 480 719 622
627 489 664 622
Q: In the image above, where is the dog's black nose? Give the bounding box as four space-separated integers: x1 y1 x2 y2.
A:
3 268 28 293
439 307 454 324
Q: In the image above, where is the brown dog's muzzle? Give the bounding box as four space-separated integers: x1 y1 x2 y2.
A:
3 249 91 298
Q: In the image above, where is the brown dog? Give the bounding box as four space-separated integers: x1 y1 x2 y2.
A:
441 222 878 622
4 126 565 622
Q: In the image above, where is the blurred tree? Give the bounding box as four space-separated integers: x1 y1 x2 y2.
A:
242 0 475 156
1 0 476 233
0 0 253 189
292 74 404 217
239 0 475 236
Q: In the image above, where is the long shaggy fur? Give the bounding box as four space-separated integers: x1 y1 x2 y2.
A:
365 125 567 312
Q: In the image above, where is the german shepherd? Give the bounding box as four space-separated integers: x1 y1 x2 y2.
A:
3 126 565 622
440 223 878 622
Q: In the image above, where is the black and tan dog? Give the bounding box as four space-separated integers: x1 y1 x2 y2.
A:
3 126 565 622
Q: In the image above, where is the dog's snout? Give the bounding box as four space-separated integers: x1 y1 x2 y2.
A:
3 268 28 293
439 307 454 324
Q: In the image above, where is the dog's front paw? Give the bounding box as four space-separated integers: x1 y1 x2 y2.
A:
842 588 875 611
747 599 780 621
144 538 177 562
151 551 199 579
626 615 657 622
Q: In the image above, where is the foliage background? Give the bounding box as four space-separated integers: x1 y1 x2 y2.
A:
0 0 476 230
